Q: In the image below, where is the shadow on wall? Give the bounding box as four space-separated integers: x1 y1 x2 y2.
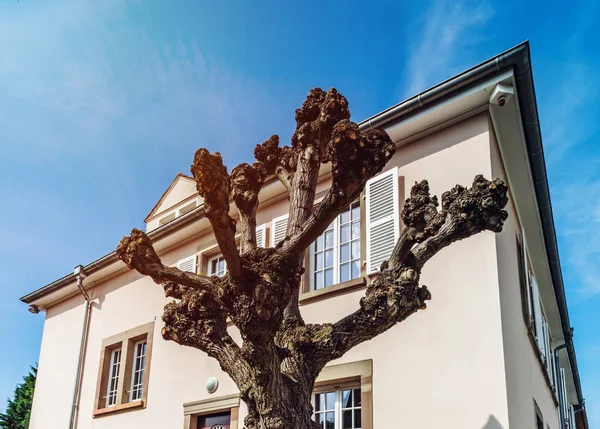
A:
483 415 504 429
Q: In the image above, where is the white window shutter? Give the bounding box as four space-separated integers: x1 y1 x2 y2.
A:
560 368 569 418
271 214 289 247
177 255 196 273
521 229 534 321
365 167 400 274
256 223 266 248
549 350 557 389
531 275 544 355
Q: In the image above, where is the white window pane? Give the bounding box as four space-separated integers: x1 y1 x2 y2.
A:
325 391 336 410
354 409 361 427
351 241 360 259
340 209 350 225
325 249 334 268
341 244 350 263
316 235 324 251
325 412 335 429
352 221 360 240
341 225 350 243
316 413 324 426
325 230 334 248
316 272 324 290
316 253 324 271
341 264 350 283
343 410 352 428
351 261 361 279
324 269 334 287
315 394 322 412
342 389 351 408
353 388 361 406
351 204 360 221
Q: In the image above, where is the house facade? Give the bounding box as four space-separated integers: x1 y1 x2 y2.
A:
21 42 588 429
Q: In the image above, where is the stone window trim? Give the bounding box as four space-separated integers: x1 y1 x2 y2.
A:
314 359 373 429
183 393 240 429
93 321 155 417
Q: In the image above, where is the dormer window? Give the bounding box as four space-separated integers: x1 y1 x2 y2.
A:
158 212 177 226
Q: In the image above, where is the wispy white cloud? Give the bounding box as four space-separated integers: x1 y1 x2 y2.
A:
540 62 599 164
553 177 600 300
403 0 494 98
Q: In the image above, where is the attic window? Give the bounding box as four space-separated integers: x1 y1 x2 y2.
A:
179 201 197 215
159 212 176 226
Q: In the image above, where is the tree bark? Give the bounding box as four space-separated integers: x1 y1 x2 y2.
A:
115 87 509 429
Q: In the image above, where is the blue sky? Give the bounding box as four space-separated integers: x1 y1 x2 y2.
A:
0 0 598 425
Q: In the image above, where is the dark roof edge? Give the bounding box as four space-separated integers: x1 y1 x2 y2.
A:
359 41 584 407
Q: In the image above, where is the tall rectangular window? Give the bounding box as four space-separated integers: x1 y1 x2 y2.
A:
313 387 361 429
311 202 361 291
95 322 154 416
129 340 147 401
106 348 122 407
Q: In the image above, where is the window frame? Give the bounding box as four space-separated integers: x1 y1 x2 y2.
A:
105 348 122 407
313 360 372 429
183 393 241 429
94 321 154 417
207 254 227 277
129 339 148 402
308 201 363 292
312 382 362 429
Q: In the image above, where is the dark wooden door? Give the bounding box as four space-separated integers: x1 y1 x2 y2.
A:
198 411 231 429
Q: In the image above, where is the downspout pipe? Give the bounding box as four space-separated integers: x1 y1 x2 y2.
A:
69 265 91 429
555 342 569 429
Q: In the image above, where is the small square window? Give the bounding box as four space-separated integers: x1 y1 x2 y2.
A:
208 255 227 277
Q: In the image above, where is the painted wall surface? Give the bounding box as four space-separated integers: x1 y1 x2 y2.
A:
490 126 561 429
32 113 513 429
146 177 199 231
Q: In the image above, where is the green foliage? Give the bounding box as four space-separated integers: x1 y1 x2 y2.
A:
0 366 37 429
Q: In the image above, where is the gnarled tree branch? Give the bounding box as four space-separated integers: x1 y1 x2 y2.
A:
116 228 215 292
308 175 508 367
230 162 266 254
280 121 395 257
191 149 242 277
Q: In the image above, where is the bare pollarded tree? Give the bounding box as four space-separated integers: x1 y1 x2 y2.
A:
116 88 508 429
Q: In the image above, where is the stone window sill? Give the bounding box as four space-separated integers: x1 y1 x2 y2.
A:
300 277 367 305
93 400 145 418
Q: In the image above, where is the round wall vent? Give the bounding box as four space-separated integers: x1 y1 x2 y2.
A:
205 376 219 394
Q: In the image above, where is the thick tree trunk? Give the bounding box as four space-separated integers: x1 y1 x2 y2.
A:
242 382 318 429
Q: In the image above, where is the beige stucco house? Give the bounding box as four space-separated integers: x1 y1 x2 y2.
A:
21 42 588 429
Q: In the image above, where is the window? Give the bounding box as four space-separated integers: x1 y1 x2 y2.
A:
365 167 400 274
183 394 240 429
177 255 197 273
313 387 362 429
198 411 231 429
208 255 227 277
94 322 154 416
310 202 361 290
519 232 557 388
534 400 544 429
312 360 372 429
129 340 147 402
106 348 121 407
